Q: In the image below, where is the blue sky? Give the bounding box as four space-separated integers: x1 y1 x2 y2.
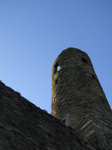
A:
0 0 112 112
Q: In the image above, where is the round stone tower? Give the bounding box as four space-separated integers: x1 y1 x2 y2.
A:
51 48 111 129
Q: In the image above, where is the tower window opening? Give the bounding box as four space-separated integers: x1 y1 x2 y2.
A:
54 63 61 73
92 74 96 79
81 57 88 63
57 66 61 71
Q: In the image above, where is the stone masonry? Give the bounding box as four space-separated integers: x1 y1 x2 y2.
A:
0 81 96 150
51 48 112 149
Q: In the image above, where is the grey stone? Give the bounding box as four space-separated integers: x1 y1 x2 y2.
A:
51 47 112 149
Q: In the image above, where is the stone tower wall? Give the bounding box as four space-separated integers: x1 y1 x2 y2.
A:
51 48 111 129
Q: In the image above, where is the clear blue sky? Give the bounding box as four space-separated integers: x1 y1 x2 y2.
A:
0 0 112 112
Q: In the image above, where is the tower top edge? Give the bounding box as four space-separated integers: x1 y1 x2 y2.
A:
61 47 88 55
52 47 89 67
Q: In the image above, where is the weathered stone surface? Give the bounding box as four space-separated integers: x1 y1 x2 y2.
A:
0 81 96 150
51 48 112 149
